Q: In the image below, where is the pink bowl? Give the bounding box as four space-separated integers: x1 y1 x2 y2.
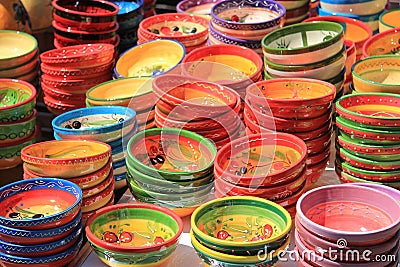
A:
348 183 400 202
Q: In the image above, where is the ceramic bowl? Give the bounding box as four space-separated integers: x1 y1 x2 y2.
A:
319 0 386 16
86 77 155 110
111 0 144 29
0 79 36 123
0 109 37 145
0 235 82 267
114 39 185 78
40 60 114 78
214 132 307 187
349 183 400 202
362 28 400 58
277 0 309 10
262 22 344 65
246 78 335 119
81 179 114 213
296 184 400 246
52 19 119 38
52 0 119 31
379 9 400 32
191 196 291 254
85 203 183 266
210 0 286 31
0 178 82 230
127 128 217 180
0 53 39 79
177 0 222 18
352 55 400 93
0 31 38 70
41 83 86 103
41 74 111 93
52 106 137 143
21 140 111 178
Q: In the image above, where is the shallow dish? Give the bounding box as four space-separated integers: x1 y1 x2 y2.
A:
21 140 111 178
114 39 185 78
262 21 344 65
363 28 400 58
0 31 38 69
379 9 400 32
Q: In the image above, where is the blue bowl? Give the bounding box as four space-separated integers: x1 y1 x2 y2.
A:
318 7 384 22
52 106 137 143
0 178 82 230
114 172 127 181
112 158 126 169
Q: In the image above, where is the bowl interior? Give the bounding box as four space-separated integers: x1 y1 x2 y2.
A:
381 10 400 28
89 206 180 247
0 80 34 109
0 31 37 61
353 56 400 86
364 29 400 57
115 40 185 77
59 111 129 130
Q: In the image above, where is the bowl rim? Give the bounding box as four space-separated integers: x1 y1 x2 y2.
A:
296 184 400 237
0 79 37 111
176 0 222 14
262 21 344 55
0 30 38 62
362 28 400 58
337 154 400 176
379 8 400 29
52 20 120 35
349 182 400 200
352 55 400 87
127 127 217 176
52 0 119 17
191 195 292 248
85 202 184 253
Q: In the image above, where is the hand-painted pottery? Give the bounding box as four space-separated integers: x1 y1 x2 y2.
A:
85 203 183 266
41 83 86 103
379 9 400 32
0 178 82 230
43 96 83 115
0 31 38 70
296 184 400 246
277 0 309 10
21 140 111 178
262 22 344 65
352 55 400 93
0 109 36 144
191 196 291 254
319 0 386 16
246 78 335 119
40 60 114 78
306 144 330 166
344 40 357 78
41 72 111 90
363 28 400 58
177 0 222 18
0 52 38 79
52 18 119 37
82 179 114 213
304 156 329 187
304 129 332 155
114 39 185 78
127 128 217 180
81 170 114 198
349 183 400 202
0 79 36 123
52 0 119 31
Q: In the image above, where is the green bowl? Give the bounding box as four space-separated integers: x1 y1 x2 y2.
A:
0 79 36 123
126 128 217 181
336 139 400 161
0 109 37 144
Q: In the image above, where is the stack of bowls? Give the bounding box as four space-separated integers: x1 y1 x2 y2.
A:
335 93 400 189
21 140 114 224
114 39 186 78
39 44 115 115
245 79 336 187
152 74 243 149
85 203 183 266
138 13 209 52
295 184 400 267
214 132 308 218
177 0 222 19
363 28 400 58
209 0 286 55
0 178 83 267
191 196 292 266
351 55 400 94
51 0 120 49
278 0 310 25
110 0 144 52
52 106 138 189
0 31 39 84
262 22 346 99
86 77 156 131
125 128 217 217
0 79 38 170
379 9 400 32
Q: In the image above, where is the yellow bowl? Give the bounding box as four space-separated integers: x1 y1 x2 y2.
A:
352 55 400 93
379 9 400 33
114 39 186 78
21 140 112 178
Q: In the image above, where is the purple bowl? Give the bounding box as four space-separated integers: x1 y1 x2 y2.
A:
211 0 286 31
177 0 223 15
348 183 400 203
209 22 261 49
296 184 400 246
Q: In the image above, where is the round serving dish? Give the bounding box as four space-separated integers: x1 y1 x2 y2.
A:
379 9 400 33
362 28 400 58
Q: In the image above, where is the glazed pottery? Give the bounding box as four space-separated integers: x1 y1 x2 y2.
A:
214 132 307 187
0 109 36 144
177 0 222 18
81 179 114 213
362 28 400 58
0 53 39 79
0 31 38 69
296 184 400 246
85 203 183 266
319 0 386 16
379 8 400 32
21 140 111 178
114 39 186 78
349 183 400 202
262 21 344 65
127 128 217 180
0 178 82 230
352 55 400 93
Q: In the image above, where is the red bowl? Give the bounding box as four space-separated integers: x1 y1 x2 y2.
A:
275 179 307 207
40 61 114 77
43 92 86 107
41 74 111 92
243 107 274 134
304 157 329 187
44 95 84 115
291 121 332 141
214 132 308 187
82 194 114 225
306 144 330 166
82 179 114 213
53 11 117 32
304 129 332 155
41 82 86 101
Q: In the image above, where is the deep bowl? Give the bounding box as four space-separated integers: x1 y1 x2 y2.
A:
52 106 137 143
379 8 400 32
21 140 111 178
127 128 217 180
296 184 400 246
349 183 400 202
0 79 36 123
0 31 38 69
0 109 37 145
0 178 82 230
362 28 400 58
85 203 183 266
319 0 386 16
114 39 186 78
